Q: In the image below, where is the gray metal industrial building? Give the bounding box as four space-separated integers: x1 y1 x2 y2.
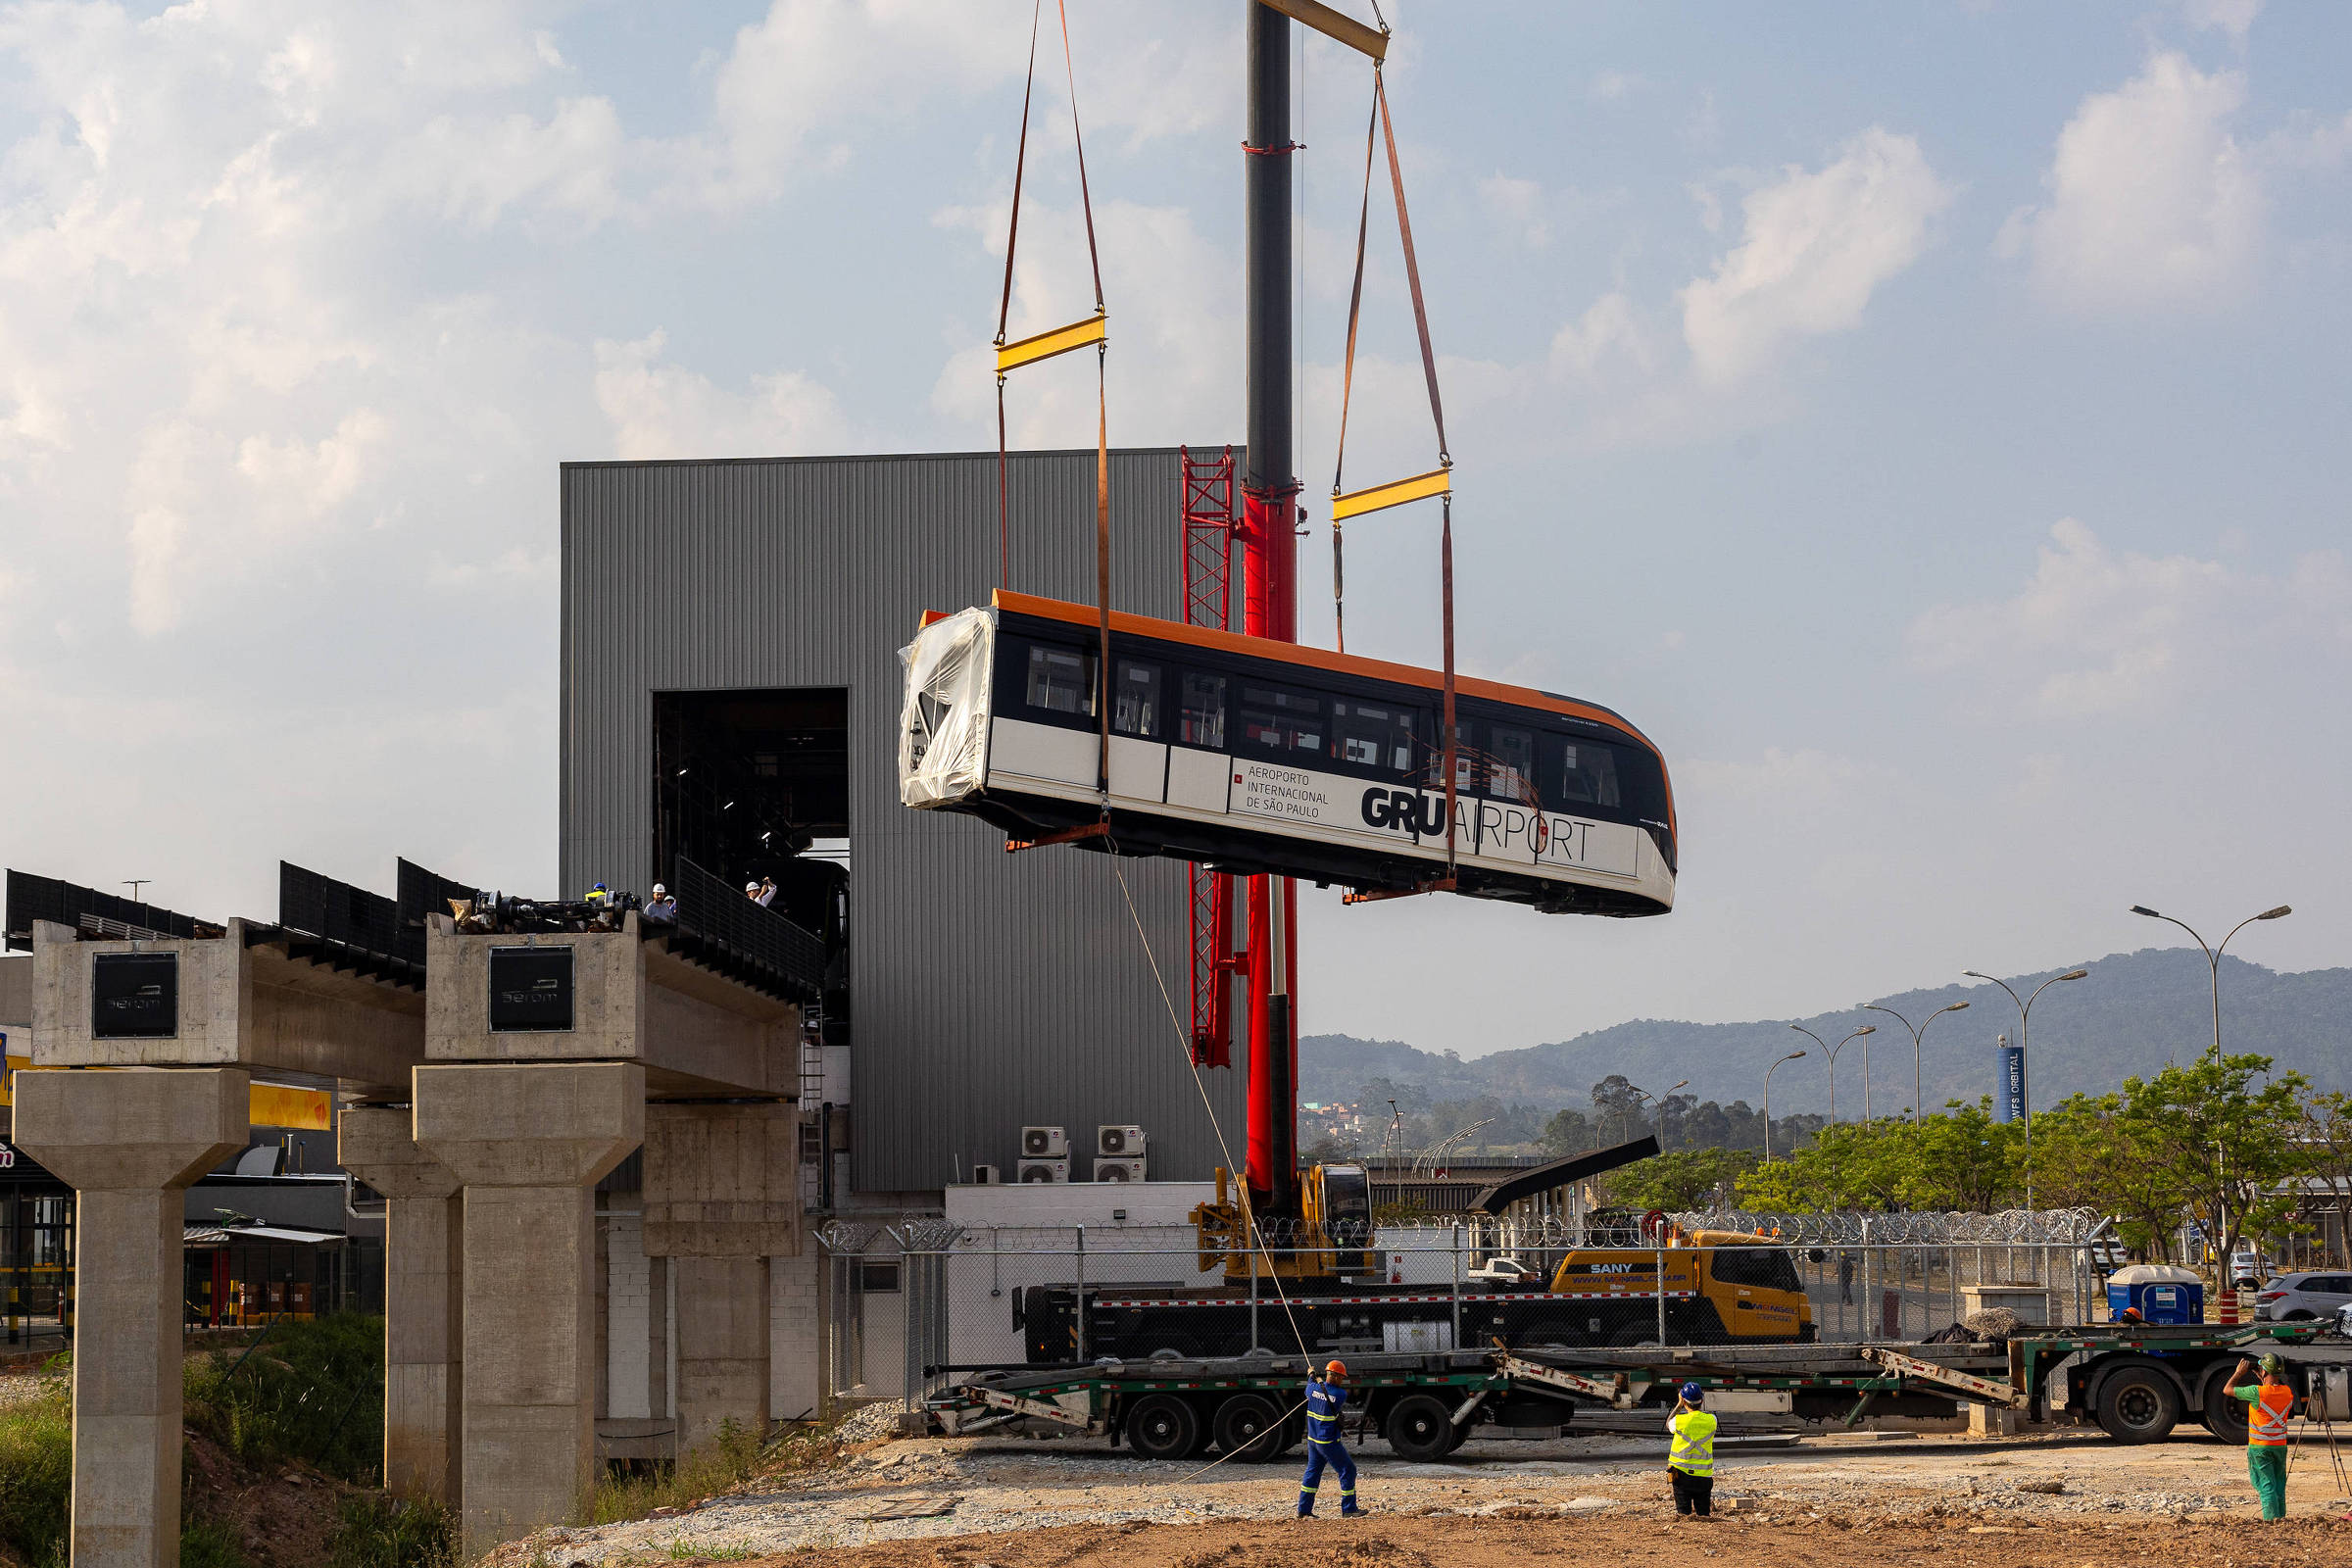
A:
559 447 1248 1197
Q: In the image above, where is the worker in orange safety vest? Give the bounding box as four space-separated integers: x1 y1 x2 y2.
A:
2225 1351 2298 1520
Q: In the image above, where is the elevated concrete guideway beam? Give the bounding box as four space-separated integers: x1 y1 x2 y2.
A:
28 918 426 1096
423 912 798 1098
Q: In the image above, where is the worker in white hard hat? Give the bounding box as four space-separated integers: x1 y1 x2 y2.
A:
645 884 677 923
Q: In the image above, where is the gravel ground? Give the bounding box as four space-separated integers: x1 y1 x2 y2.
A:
0 1372 57 1412
501 1425 2352 1566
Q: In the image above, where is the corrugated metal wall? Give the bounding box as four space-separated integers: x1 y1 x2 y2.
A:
561 449 1249 1194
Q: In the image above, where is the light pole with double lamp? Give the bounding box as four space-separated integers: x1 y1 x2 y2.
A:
1861 1000 1972 1122
1789 1024 1874 1122
1763 1052 1806 1161
2129 904 2291 1054
1962 967 2086 1208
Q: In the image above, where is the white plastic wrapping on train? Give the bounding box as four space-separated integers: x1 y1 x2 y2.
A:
899 608 996 807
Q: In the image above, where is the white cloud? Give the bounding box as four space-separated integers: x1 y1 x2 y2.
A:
1478 172 1549 248
2002 53 2260 312
1907 519 2352 718
593 333 850 461
1679 128 1951 383
2181 0 2262 43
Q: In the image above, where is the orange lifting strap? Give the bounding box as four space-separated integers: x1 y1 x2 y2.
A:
1328 56 1460 884
993 0 1114 805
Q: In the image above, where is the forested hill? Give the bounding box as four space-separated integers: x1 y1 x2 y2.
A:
1302 949 2352 1118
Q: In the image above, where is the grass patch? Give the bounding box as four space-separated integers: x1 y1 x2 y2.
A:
0 1372 72 1568
179 1516 251 1568
592 1415 856 1528
183 1314 385 1485
323 1493 455 1568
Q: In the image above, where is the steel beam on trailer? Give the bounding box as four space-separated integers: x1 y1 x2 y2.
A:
1860 1347 2026 1407
956 1385 1098 1431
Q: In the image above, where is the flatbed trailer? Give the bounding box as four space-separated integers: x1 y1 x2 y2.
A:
926 1321 2345 1459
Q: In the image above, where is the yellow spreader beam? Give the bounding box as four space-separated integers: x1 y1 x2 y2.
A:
997 313 1107 374
1333 466 1450 520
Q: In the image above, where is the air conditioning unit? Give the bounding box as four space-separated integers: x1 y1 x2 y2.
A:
1021 1125 1068 1158
1016 1157 1069 1184
1097 1123 1147 1157
1094 1157 1146 1183
970 1164 1001 1185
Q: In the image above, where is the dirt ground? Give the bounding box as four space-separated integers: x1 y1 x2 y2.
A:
509 1425 2352 1568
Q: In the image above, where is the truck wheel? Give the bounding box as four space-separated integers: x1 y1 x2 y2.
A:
1211 1393 1288 1462
1384 1394 1456 1462
1517 1316 1582 1349
1125 1395 1201 1461
2094 1363 2181 1444
1610 1325 1664 1348
2199 1367 2249 1445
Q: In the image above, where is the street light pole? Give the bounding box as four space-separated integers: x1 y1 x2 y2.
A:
2130 904 2292 1055
1862 1000 1971 1122
1764 1052 1805 1162
1963 967 2087 1209
1790 1025 1874 1122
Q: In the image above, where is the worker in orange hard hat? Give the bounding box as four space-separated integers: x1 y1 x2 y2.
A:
1297 1358 1365 1519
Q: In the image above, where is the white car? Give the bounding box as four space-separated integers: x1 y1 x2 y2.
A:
2255 1271 2352 1322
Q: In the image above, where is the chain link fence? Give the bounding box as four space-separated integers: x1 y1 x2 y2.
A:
818 1210 2119 1410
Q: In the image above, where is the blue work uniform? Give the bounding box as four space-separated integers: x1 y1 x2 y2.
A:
1298 1378 1362 1517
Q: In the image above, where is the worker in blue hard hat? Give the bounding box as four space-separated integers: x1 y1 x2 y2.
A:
1297 1359 1365 1519
1667 1382 1717 1519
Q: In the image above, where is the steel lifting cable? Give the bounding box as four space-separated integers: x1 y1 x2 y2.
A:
994 0 1114 804
1329 57 1458 881
1105 848 1318 1383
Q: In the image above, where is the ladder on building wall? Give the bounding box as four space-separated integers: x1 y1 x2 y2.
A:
1181 446 1242 1070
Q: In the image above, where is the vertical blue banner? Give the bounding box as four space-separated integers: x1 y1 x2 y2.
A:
1995 1040 2025 1123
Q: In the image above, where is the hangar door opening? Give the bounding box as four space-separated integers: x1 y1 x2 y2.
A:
652 688 850 1032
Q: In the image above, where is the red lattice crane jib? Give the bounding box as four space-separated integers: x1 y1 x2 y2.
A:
1180 446 1241 1069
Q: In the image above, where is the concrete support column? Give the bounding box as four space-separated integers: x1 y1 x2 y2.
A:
12 1068 247 1568
415 1063 642 1558
338 1105 464 1509
672 1255 770 1452
643 1102 799 1455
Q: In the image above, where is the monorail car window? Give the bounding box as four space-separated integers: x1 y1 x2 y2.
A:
1239 683 1324 759
1112 659 1162 738
1488 725 1535 801
1178 670 1227 749
1025 644 1094 717
1331 700 1417 776
1556 738 1622 810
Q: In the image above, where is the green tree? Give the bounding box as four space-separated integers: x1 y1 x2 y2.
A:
1603 1147 1758 1210
1539 1106 1593 1157
1899 1100 2023 1212
2118 1048 2307 1267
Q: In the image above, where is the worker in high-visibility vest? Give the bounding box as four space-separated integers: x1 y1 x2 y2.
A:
1297 1359 1365 1519
1666 1381 1718 1519
2226 1352 2298 1520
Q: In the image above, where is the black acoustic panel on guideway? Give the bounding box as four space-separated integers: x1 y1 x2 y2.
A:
488 946 574 1032
6 869 218 952
398 858 480 939
279 862 412 964
92 951 179 1039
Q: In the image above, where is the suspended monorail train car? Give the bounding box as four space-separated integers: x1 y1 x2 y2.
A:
898 592 1676 915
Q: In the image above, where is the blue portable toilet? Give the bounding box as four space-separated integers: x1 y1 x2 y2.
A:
2108 1263 2204 1325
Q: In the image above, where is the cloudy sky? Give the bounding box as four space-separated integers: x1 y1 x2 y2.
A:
3 1 2346 1056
